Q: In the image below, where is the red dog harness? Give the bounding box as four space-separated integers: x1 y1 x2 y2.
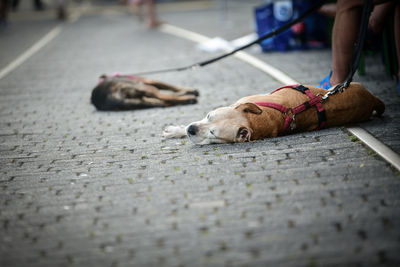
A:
98 72 139 84
254 84 327 133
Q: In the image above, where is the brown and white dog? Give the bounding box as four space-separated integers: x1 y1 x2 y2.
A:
162 83 385 145
91 74 199 111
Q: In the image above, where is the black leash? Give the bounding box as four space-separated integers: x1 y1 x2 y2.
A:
322 0 374 100
133 0 329 76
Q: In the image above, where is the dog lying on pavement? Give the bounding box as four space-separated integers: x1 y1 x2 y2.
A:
162 83 385 145
91 73 199 111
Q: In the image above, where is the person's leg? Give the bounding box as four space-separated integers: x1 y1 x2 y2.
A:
368 2 395 34
330 0 364 86
57 0 67 20
322 0 393 88
146 0 159 28
318 3 337 18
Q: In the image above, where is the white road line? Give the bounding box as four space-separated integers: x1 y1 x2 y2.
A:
0 2 89 81
234 51 297 85
160 24 210 44
347 127 400 171
160 23 400 171
0 26 62 80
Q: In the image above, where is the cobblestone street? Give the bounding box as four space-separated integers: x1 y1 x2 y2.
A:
1 1 400 266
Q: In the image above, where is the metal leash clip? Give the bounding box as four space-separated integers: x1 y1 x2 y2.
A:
321 89 338 101
321 81 350 101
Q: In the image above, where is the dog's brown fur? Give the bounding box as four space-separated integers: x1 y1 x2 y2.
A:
91 74 199 111
235 83 385 140
164 83 385 144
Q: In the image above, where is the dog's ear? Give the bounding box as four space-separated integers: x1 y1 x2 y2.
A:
237 127 251 142
235 103 262 115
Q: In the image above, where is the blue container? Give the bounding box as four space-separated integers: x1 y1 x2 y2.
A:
254 0 328 52
254 3 275 51
273 1 294 51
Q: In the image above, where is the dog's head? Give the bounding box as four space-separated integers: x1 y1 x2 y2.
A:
186 103 262 144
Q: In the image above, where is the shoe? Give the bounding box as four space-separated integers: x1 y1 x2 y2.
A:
319 71 332 89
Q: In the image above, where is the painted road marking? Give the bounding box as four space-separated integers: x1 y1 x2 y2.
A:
0 26 62 80
0 2 89 80
347 126 400 171
160 23 400 171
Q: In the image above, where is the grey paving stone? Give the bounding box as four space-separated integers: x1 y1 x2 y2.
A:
1 1 400 267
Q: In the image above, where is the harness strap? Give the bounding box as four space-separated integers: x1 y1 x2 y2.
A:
254 85 326 133
271 84 300 94
302 88 326 129
253 102 289 114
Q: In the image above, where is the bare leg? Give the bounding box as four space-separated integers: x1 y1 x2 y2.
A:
368 2 395 34
330 0 394 85
128 0 144 21
146 0 159 28
330 0 364 86
318 3 337 18
57 0 67 20
365 1 399 81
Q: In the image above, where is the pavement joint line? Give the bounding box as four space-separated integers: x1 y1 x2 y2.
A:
159 23 400 171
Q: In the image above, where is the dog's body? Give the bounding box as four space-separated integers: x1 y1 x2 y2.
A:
91 74 199 111
163 83 385 144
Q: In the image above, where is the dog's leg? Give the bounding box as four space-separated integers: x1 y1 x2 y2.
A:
126 96 191 108
105 96 167 110
154 93 197 105
141 85 198 105
139 77 199 96
162 125 187 139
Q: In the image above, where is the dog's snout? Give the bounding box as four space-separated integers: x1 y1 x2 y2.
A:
187 124 198 136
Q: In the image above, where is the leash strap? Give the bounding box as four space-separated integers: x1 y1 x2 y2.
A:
134 0 329 76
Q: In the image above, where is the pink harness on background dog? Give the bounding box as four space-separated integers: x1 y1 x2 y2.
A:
254 84 327 133
97 72 139 84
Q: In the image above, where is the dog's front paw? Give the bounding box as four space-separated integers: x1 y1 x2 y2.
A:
182 89 199 97
162 125 187 139
188 89 199 97
188 97 197 104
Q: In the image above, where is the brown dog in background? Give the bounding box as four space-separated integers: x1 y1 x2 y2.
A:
91 74 199 111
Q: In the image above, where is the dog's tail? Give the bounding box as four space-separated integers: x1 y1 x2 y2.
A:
373 96 385 117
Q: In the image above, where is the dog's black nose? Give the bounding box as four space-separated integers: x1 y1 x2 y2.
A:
187 124 197 136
